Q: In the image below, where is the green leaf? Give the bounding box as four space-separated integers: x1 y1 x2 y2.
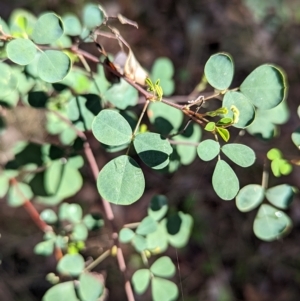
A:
72 223 88 241
43 281 79 301
148 102 184 136
7 182 33 207
222 91 255 128
240 65 286 110
146 223 169 253
205 122 216 132
97 155 145 205
82 4 103 29
165 212 193 248
132 235 147 252
40 209 58 224
134 132 173 169
267 148 282 160
173 123 202 165
197 139 220 161
216 127 230 142
62 14 82 36
34 240 54 256
221 143 256 167
265 184 294 209
151 277 178 301
57 254 85 276
150 256 176 278
119 228 135 243
38 50 71 83
104 79 138 109
136 216 157 235
0 63 18 98
32 13 64 44
253 204 292 241
9 9 37 37
147 195 168 221
92 110 132 146
235 184 265 212
59 203 83 223
6 38 37 65
271 159 292 177
132 269 151 294
204 53 234 90
212 160 239 200
291 127 300 149
79 272 103 301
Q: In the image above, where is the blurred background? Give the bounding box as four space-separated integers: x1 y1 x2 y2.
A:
1 0 300 300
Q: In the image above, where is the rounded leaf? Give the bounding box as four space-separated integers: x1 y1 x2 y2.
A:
212 160 239 200
0 63 18 98
104 79 138 109
150 256 176 278
146 223 169 253
38 50 71 83
222 91 255 128
6 38 37 65
151 57 174 79
7 182 33 207
291 127 300 149
97 155 145 205
204 53 234 90
236 184 265 212
82 4 104 29
197 139 220 161
265 184 294 209
42 281 79 301
240 65 287 110
253 204 292 241
92 110 132 146
151 277 178 301
62 14 82 36
79 272 103 301
57 254 85 276
134 132 173 169
221 143 256 167
132 235 147 252
40 209 58 224
148 195 168 221
59 203 83 223
72 223 88 241
136 216 157 236
119 228 135 243
34 240 54 256
32 13 64 44
132 269 151 294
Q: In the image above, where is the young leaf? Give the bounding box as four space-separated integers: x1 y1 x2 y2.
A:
42 281 78 301
136 216 157 235
82 4 103 29
7 182 33 207
150 256 176 278
132 269 151 294
204 53 234 90
221 143 256 167
240 64 287 110
235 184 265 212
197 139 220 161
92 110 132 146
119 228 135 243
265 184 294 209
253 204 292 241
97 155 145 205
57 254 85 276
212 160 239 200
133 132 173 169
79 272 103 301
34 240 55 256
147 195 168 221
222 91 255 128
32 13 64 44
38 50 71 83
6 38 37 65
151 277 178 301
0 63 18 98
216 127 230 142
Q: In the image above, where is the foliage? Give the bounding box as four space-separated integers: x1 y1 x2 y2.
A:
0 3 298 301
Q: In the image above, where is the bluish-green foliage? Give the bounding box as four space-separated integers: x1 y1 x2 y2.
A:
0 3 297 301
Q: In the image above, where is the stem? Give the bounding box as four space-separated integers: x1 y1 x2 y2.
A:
261 159 269 189
84 249 111 272
123 222 140 229
168 139 199 147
